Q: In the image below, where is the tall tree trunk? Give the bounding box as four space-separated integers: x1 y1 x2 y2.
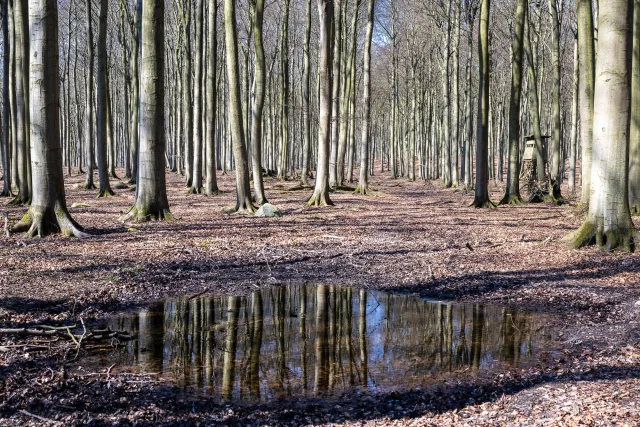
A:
1 0 11 197
630 0 640 213
189 0 204 193
250 0 268 204
566 0 636 251
329 0 342 187
500 0 526 205
471 0 492 208
307 0 334 206
548 0 563 202
278 0 291 181
300 0 312 186
181 0 192 187
225 0 255 213
95 0 114 197
10 0 29 203
569 36 578 194
451 1 461 187
205 0 219 195
442 0 453 188
577 0 595 210
123 0 172 222
12 0 87 237
524 9 547 191
356 0 374 195
82 0 96 191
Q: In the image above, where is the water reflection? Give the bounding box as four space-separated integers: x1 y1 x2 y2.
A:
97 285 551 402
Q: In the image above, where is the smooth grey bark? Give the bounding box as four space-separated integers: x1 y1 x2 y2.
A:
278 0 291 181
547 0 563 202
630 0 640 213
221 296 240 401
122 0 172 222
189 0 204 193
1 0 11 197
10 0 29 203
451 0 461 187
329 0 342 187
471 0 493 208
569 36 578 194
180 0 192 187
500 0 526 205
300 0 312 186
442 0 453 188
307 0 333 206
82 0 96 191
204 0 219 195
250 0 267 204
524 10 546 187
95 0 114 197
577 0 595 209
225 0 255 213
12 0 87 237
355 0 374 195
565 0 636 251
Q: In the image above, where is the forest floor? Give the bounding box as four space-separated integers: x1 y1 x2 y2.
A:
1 167 640 426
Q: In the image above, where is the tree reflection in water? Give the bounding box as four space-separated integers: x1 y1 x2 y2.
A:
102 284 552 402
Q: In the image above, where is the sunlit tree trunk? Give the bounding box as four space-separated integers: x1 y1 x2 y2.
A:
189 0 204 193
11 0 87 237
329 0 342 187
569 36 578 194
630 0 640 213
0 0 11 197
307 0 334 207
471 0 493 208
500 0 525 205
95 0 114 197
225 0 255 213
355 0 374 195
565 0 636 251
278 0 291 181
204 0 219 195
300 0 312 187
81 0 96 191
577 0 595 210
250 0 267 204
122 0 172 222
547 0 563 203
451 1 461 187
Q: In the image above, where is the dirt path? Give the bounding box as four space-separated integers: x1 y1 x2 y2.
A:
1 169 639 425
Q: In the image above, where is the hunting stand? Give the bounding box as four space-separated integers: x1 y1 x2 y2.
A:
520 135 550 202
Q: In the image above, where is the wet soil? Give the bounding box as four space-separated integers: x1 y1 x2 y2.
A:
1 168 640 426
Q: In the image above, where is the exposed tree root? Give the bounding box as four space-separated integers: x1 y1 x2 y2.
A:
306 191 333 207
498 194 523 206
470 197 496 209
109 172 119 179
121 206 174 223
563 220 638 252
0 188 13 198
8 195 28 206
188 186 204 195
332 184 356 192
284 184 314 192
205 189 224 196
80 182 97 190
96 188 115 198
545 193 565 206
233 196 257 215
354 186 372 196
12 205 90 238
127 177 137 185
631 205 640 216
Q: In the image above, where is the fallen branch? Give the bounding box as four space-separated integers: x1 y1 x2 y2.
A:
18 409 64 426
0 325 133 347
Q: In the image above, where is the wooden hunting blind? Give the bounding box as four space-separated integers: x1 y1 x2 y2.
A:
520 135 550 201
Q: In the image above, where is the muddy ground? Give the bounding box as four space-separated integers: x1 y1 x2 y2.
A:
1 168 639 426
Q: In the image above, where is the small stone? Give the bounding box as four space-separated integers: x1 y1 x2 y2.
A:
255 203 283 218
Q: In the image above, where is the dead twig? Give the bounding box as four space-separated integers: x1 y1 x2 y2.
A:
18 409 63 426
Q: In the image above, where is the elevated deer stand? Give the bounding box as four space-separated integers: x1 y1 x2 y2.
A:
520 135 550 202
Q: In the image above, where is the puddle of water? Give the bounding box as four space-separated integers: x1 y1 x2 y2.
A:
82 285 552 402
